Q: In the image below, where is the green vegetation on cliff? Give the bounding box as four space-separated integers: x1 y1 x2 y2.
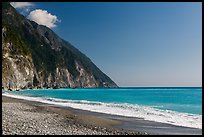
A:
2 2 118 88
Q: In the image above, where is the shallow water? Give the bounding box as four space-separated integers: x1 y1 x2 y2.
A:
3 87 202 129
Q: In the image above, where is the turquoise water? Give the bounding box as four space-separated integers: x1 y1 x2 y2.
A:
3 87 202 129
4 87 202 115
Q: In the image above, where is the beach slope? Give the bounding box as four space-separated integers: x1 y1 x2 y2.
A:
2 96 201 135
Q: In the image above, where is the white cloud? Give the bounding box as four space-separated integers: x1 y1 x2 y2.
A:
27 9 60 28
10 2 33 9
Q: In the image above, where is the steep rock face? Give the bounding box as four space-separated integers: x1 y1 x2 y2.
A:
2 25 35 89
2 42 35 89
2 2 118 90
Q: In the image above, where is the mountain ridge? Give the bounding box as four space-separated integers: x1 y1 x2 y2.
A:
2 2 118 90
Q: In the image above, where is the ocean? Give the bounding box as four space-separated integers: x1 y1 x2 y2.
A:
2 87 202 129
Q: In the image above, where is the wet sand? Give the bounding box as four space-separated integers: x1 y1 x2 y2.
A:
2 95 202 135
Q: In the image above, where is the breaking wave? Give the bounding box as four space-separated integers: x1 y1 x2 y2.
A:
3 93 202 129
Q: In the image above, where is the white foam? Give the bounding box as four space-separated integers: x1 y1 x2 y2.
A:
2 93 202 129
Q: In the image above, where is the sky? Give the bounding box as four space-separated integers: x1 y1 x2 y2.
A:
11 2 202 87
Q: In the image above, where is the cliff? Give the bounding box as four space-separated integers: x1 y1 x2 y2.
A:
2 2 118 90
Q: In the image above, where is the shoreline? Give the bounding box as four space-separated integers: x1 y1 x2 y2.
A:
2 95 144 135
2 95 202 135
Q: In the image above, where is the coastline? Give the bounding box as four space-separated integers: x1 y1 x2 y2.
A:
2 95 144 135
2 95 202 135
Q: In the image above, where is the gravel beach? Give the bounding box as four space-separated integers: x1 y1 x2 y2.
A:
2 96 144 135
2 96 202 135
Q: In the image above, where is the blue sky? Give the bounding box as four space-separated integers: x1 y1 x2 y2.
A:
12 2 202 87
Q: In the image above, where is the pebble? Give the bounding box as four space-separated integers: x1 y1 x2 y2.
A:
2 102 144 135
